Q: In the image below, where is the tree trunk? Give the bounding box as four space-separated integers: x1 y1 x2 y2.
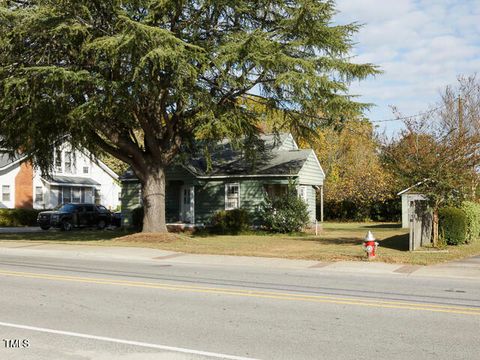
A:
141 167 168 233
432 208 439 247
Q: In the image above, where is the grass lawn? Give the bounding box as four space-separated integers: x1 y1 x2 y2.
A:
1 222 480 265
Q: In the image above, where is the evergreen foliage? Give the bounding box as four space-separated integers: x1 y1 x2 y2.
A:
438 207 467 246
210 209 251 234
0 0 379 232
461 201 480 243
0 209 41 227
259 183 310 233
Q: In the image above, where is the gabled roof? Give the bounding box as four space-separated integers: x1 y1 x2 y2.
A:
0 152 28 171
121 133 324 183
187 149 312 177
397 180 426 196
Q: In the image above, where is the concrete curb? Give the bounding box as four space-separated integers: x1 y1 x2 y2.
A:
0 241 478 280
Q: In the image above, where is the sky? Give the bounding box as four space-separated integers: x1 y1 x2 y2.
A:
334 0 480 135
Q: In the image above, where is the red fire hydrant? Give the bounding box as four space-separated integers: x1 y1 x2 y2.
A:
363 231 379 260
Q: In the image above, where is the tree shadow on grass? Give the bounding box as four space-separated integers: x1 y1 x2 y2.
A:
299 237 363 246
378 233 409 251
365 223 402 229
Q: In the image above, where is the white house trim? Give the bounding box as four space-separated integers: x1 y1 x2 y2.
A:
0 155 28 172
76 148 119 180
286 133 299 150
309 150 326 179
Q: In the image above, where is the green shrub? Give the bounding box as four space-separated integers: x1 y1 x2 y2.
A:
0 208 41 227
210 209 251 234
259 185 310 233
131 206 144 231
439 207 467 245
461 201 480 243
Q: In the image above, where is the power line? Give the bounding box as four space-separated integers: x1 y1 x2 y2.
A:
370 104 447 123
245 93 463 127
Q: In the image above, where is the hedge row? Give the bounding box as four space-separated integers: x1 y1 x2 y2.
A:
0 209 42 227
439 202 480 245
439 207 467 245
461 201 480 243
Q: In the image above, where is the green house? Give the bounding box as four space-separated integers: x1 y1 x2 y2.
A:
120 134 325 228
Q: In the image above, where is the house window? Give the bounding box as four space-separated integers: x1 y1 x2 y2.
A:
94 189 101 204
2 185 10 202
35 186 44 203
72 153 77 173
55 150 62 173
225 183 240 210
64 152 72 173
72 188 81 203
298 186 308 203
62 187 71 204
83 188 93 203
264 184 287 199
83 166 89 174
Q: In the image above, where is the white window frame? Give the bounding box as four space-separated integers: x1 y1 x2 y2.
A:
94 189 101 205
298 185 308 203
72 188 81 203
35 186 44 203
225 183 240 210
2 185 10 202
64 151 72 174
55 149 63 173
62 187 71 204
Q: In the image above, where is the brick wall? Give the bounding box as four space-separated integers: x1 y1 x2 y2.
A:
15 162 33 209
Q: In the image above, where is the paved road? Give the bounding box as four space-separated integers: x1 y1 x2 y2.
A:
0 252 479 359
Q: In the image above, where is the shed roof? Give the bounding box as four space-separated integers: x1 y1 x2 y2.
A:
397 180 427 196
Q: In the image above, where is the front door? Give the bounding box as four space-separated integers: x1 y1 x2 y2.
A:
180 186 195 223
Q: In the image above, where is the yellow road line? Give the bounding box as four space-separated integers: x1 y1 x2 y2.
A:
0 269 479 316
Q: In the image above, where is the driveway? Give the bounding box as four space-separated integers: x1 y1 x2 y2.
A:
0 227 43 233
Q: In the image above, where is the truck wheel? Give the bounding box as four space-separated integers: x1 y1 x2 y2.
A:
61 220 73 232
97 219 106 230
40 226 50 231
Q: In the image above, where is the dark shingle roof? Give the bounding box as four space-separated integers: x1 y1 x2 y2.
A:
120 134 312 180
186 149 311 177
0 152 25 170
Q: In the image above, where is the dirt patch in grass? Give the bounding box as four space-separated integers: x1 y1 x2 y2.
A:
114 232 181 243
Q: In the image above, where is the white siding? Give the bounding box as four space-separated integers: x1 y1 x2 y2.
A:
298 151 325 186
278 134 299 151
89 158 120 210
0 163 21 209
33 172 48 209
307 186 317 223
33 143 120 210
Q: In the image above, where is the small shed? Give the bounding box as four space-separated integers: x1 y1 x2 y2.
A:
398 183 426 228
